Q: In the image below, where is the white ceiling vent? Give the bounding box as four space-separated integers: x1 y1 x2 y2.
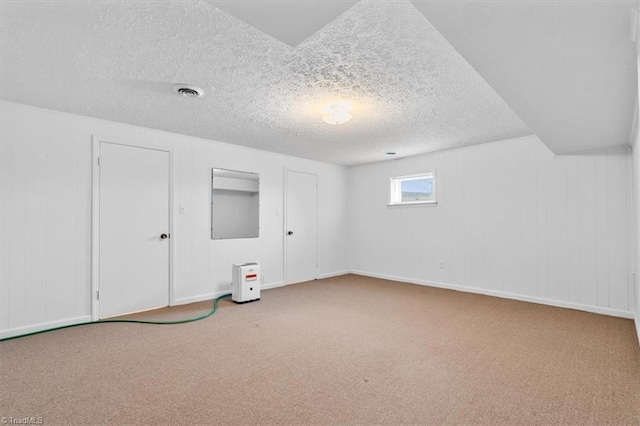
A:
172 84 204 98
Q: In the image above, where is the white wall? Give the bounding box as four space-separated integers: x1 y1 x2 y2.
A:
1 100 636 340
633 14 639 343
633 119 640 341
349 135 635 318
0 101 349 338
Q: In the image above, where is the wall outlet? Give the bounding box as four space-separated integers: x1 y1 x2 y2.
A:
438 260 445 270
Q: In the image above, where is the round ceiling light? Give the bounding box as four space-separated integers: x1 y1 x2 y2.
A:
322 101 353 125
172 84 204 98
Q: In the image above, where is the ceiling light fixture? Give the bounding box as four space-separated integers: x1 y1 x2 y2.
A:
322 100 353 125
172 84 204 98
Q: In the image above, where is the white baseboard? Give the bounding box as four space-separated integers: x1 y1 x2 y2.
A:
350 270 635 319
0 315 93 340
173 290 231 306
173 273 347 301
173 280 289 304
318 270 350 279
262 281 286 290
262 272 349 290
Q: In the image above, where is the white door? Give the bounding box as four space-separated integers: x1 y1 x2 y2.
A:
99 142 170 318
285 170 318 284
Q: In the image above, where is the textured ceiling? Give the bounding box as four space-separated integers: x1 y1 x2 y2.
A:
2 1 637 164
0 0 533 166
414 0 638 154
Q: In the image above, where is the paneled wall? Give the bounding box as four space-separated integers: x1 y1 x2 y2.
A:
1 100 635 339
349 136 634 317
632 23 640 341
633 126 640 337
0 101 349 338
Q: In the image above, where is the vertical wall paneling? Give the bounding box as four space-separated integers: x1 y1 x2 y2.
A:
46 117 79 322
484 146 504 292
74 131 91 318
536 144 551 299
501 141 523 295
349 136 634 318
0 104 10 331
23 110 48 326
594 152 610 308
607 148 630 311
462 148 482 289
627 152 640 312
546 154 569 303
6 107 29 329
449 150 464 287
520 140 538 297
0 101 349 338
634 15 640 335
576 154 598 307
566 156 580 303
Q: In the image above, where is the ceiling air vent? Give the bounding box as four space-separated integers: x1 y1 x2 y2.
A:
172 84 204 98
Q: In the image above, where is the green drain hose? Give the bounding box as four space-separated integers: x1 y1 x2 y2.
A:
0 293 232 342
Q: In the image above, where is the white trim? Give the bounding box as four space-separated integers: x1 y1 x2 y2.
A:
318 270 349 279
636 313 640 346
262 281 287 290
91 136 100 320
0 316 93 340
91 136 175 319
174 282 288 303
387 201 438 207
282 167 288 285
174 290 231 306
168 150 176 306
630 101 638 148
389 171 437 206
350 270 635 319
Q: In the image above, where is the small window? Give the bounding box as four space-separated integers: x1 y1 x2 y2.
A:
389 172 436 205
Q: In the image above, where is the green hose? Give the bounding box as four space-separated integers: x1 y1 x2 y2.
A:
0 293 232 342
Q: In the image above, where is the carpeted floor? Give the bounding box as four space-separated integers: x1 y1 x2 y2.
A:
1 275 639 425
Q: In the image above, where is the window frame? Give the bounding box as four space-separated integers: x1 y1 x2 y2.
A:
388 172 437 206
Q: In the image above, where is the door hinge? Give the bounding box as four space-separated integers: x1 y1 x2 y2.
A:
96 290 100 300
97 157 101 166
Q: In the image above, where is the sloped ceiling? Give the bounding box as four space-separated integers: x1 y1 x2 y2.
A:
413 0 638 154
208 0 360 47
0 1 636 165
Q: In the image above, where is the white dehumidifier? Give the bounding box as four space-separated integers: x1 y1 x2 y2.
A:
232 263 260 303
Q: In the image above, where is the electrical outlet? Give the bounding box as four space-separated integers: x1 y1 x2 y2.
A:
438 260 445 270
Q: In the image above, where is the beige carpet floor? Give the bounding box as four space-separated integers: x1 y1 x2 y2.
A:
1 274 639 425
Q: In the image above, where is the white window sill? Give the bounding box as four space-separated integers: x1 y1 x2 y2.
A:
387 201 438 207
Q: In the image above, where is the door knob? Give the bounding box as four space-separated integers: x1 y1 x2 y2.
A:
287 231 293 236
160 233 169 239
